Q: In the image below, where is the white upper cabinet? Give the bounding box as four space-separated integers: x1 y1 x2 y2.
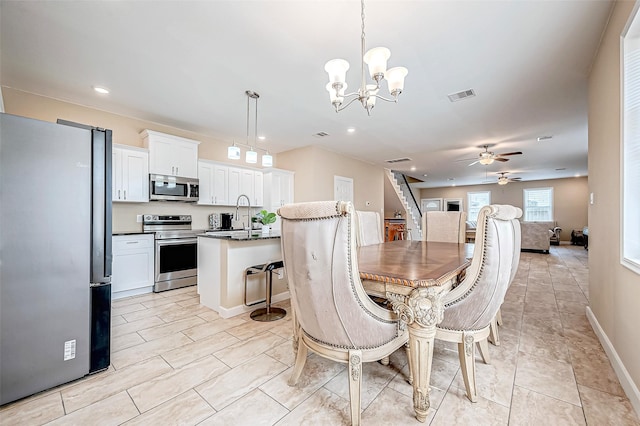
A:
263 169 294 230
198 160 229 206
140 130 200 178
112 144 149 203
202 163 263 207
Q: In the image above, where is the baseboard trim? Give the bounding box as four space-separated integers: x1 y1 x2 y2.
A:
218 291 291 319
586 306 640 417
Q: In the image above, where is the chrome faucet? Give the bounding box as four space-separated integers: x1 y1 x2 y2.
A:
235 194 252 235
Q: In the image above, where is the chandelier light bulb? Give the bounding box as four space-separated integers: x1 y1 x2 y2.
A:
324 59 350 85
385 67 408 96
363 47 391 81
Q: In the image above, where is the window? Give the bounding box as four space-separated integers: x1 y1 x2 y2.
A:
523 188 553 222
467 191 491 221
622 5 640 273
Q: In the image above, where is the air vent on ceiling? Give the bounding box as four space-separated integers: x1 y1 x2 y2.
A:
537 135 553 141
314 132 329 137
385 157 412 164
447 89 476 102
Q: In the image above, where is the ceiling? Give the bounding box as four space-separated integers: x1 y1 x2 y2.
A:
0 1 613 188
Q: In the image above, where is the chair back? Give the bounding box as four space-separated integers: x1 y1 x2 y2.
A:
355 210 384 246
278 201 400 349
422 211 467 243
439 205 522 331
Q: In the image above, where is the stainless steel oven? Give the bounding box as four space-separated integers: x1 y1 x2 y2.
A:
143 215 204 292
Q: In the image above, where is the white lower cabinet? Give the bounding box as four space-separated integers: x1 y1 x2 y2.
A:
112 234 154 299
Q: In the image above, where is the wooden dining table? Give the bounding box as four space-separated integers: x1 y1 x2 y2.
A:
357 240 474 422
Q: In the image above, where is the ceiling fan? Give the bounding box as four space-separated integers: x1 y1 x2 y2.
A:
468 145 522 166
496 172 522 185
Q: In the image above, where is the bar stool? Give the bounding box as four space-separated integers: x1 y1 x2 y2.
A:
243 260 286 322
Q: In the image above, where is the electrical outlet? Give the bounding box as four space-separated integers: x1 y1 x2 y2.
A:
136 214 143 223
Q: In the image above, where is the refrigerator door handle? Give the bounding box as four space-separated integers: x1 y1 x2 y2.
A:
91 128 112 283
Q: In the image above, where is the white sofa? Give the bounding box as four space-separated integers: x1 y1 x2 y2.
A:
519 221 555 253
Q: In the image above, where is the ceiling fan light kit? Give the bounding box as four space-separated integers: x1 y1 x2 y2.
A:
324 0 408 115
227 90 273 167
469 145 523 166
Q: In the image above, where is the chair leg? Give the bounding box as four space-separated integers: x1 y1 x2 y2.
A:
477 338 491 364
458 333 478 403
380 356 390 366
348 350 363 426
496 308 503 326
288 337 308 386
488 316 500 346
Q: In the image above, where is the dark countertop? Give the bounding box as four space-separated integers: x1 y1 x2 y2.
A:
198 230 281 241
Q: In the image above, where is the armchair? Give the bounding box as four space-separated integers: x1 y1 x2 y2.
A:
278 201 409 426
436 205 522 402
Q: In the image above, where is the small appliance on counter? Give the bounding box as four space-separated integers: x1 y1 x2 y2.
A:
220 213 233 230
209 213 220 230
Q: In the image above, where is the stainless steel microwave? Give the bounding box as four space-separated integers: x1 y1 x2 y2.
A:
149 174 199 202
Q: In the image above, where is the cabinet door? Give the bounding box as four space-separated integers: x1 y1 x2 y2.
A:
148 135 175 176
173 141 199 178
197 161 214 205
281 173 294 205
239 169 254 206
228 167 242 205
112 148 123 201
112 235 154 294
212 164 229 205
253 171 263 207
122 150 149 202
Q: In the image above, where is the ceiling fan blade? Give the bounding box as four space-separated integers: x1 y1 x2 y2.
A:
494 157 509 162
468 160 480 166
497 151 522 157
454 157 478 163
511 177 522 181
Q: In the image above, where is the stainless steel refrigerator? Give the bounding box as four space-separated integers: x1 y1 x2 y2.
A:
0 112 112 405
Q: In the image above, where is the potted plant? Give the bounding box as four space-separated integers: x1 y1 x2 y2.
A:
254 210 276 234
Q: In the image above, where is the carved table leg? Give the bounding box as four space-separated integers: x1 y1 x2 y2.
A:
388 287 446 423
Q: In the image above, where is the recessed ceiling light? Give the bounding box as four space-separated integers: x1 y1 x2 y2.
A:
258 135 266 141
575 173 581 177
410 166 416 171
347 127 355 133
423 174 428 177
93 86 109 94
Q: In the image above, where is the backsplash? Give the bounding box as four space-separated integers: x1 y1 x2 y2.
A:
112 202 250 233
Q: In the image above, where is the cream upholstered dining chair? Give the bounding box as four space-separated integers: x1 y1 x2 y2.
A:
354 210 384 246
422 211 467 243
435 204 521 403
278 201 409 426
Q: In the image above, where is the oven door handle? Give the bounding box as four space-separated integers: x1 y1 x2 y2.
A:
155 238 198 246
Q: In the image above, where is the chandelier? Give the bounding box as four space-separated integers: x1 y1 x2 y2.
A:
227 90 273 167
324 0 408 115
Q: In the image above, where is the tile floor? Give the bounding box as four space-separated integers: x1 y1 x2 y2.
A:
2 245 640 425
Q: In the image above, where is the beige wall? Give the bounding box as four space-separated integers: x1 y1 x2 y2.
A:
2 88 290 232
276 145 385 215
588 0 640 408
419 177 588 241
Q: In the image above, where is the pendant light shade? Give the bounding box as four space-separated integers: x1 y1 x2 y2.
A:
246 149 258 164
262 153 273 167
228 144 241 160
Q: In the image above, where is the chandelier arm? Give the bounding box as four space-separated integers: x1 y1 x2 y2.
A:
336 96 363 112
372 94 400 103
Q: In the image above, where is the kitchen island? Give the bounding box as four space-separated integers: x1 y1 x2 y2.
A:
197 230 289 318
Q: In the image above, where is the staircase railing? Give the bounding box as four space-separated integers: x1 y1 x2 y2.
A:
389 170 422 239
